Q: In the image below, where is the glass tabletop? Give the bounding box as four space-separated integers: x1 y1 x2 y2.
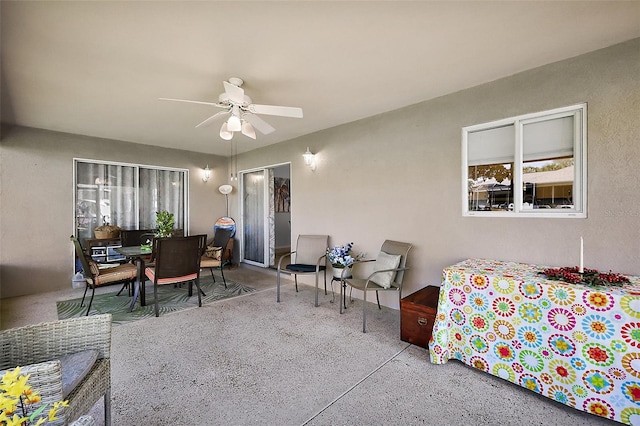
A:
114 246 152 257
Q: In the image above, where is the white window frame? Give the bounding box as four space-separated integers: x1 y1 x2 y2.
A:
462 104 587 218
73 158 190 237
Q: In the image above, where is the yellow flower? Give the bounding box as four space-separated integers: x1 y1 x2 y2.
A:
6 413 26 426
0 367 69 425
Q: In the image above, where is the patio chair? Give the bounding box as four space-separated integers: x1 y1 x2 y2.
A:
71 236 138 316
341 240 412 332
144 235 204 317
0 314 113 426
200 228 233 288
119 229 155 247
276 234 328 307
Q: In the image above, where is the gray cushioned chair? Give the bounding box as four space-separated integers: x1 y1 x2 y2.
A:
0 314 112 426
276 234 328 307
341 240 412 332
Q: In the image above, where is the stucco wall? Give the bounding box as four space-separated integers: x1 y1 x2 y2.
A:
0 128 226 298
234 38 640 309
1 39 638 306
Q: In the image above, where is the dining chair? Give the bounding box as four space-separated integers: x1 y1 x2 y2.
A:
144 235 204 317
276 234 328 307
341 240 412 332
70 236 138 316
119 229 155 247
200 228 233 288
119 229 156 272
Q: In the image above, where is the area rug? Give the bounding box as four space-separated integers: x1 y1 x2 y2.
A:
56 274 255 324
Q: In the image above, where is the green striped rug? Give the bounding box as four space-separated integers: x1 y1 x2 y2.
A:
57 275 254 324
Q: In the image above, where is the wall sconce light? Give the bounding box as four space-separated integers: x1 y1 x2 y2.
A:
303 147 316 171
202 165 211 182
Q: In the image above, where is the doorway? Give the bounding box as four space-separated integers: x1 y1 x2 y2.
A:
240 163 291 268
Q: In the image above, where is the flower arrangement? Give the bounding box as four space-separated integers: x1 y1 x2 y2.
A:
0 367 68 425
326 242 363 268
541 266 630 287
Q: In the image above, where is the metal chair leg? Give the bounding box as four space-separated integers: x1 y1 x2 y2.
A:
154 283 159 317
363 290 368 333
220 263 228 289
84 287 96 316
376 291 381 309
80 283 90 306
195 278 202 307
104 388 112 426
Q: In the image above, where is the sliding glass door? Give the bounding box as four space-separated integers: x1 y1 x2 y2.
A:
242 170 268 266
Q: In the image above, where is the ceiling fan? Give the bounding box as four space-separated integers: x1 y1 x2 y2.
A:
160 77 303 140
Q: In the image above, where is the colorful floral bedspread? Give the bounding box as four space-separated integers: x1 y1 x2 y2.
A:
428 258 640 425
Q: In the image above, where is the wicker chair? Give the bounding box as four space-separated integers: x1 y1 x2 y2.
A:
0 314 112 426
145 235 204 317
71 236 137 315
71 416 96 426
200 228 233 288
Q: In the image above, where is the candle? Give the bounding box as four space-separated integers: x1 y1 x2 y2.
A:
579 237 584 273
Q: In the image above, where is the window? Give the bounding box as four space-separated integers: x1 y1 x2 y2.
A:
74 159 189 244
462 104 586 218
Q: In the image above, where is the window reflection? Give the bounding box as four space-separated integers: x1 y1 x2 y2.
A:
468 163 513 211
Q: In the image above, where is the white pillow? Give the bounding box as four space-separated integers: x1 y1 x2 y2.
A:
371 251 401 289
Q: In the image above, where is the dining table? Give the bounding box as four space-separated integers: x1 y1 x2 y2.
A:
114 245 153 312
429 258 640 425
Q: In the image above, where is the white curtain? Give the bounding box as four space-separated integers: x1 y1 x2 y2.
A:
139 168 185 231
75 161 186 244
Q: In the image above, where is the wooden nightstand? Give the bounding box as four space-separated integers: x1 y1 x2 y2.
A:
400 286 440 348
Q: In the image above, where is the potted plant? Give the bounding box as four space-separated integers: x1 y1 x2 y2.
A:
326 242 363 278
155 210 175 238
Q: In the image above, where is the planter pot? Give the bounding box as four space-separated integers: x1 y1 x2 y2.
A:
332 267 352 279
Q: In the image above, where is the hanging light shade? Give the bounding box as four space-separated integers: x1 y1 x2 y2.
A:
227 105 242 131
219 122 233 140
241 120 256 139
227 115 241 132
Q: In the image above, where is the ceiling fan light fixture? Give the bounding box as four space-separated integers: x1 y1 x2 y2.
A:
227 105 242 132
227 115 241 132
241 120 256 139
220 122 233 140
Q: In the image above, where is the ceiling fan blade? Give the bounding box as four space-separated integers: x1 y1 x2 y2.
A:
159 97 224 108
195 111 229 128
248 104 303 118
243 113 275 135
223 81 245 104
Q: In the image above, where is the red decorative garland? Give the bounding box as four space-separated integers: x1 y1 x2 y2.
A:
541 266 629 287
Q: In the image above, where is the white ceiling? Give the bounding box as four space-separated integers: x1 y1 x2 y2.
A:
1 1 639 156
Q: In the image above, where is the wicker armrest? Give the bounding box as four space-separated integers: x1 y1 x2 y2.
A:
71 416 96 426
0 314 112 369
0 315 113 426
